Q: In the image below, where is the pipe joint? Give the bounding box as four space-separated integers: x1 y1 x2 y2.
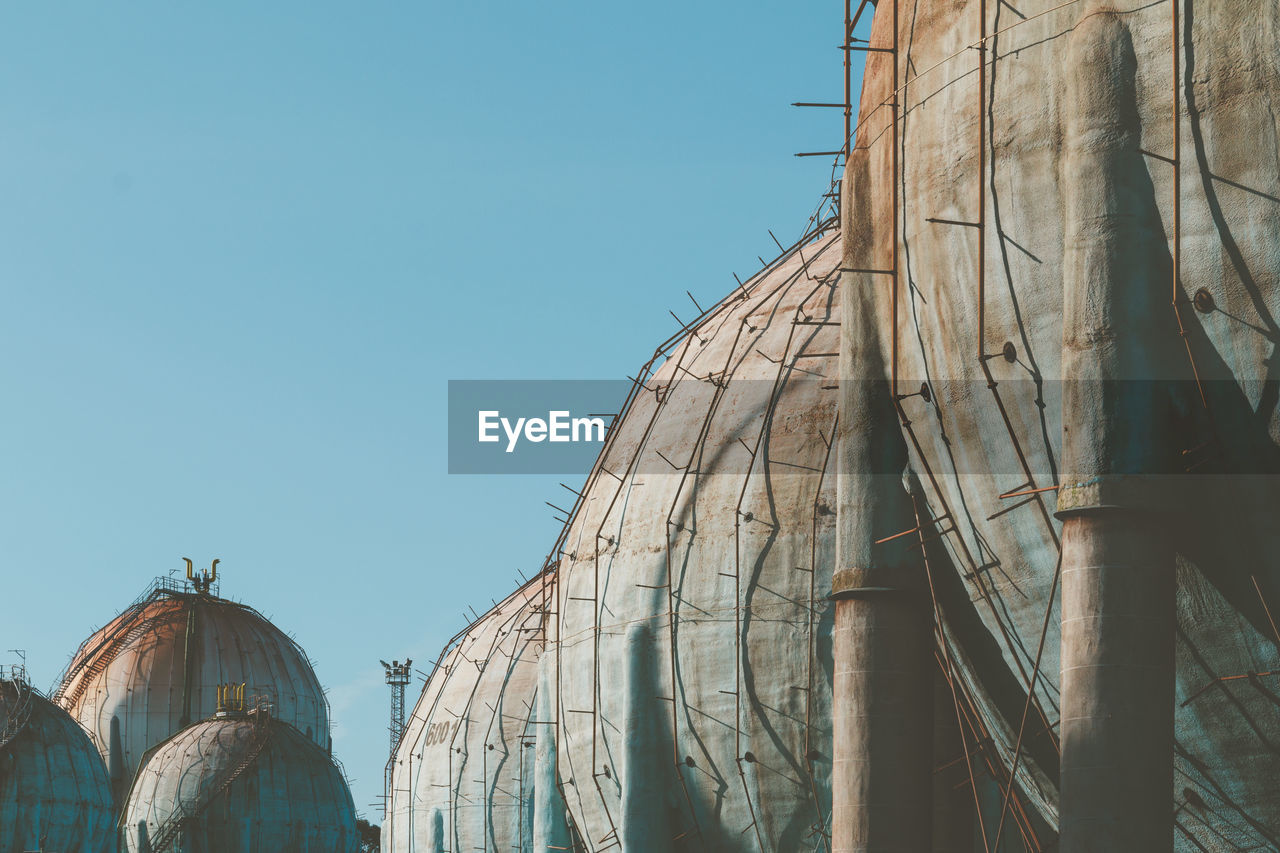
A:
1054 473 1182 519
830 567 928 602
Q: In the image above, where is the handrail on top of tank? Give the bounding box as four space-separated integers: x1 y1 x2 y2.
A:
0 676 36 756
51 594 181 709
51 576 220 700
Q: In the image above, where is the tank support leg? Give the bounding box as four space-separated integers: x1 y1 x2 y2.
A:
1058 11 1178 850
833 144 933 853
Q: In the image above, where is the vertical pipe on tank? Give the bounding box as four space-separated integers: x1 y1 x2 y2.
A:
1058 10 1177 852
533 652 572 852
621 623 668 851
180 604 198 728
833 144 933 853
109 715 125 811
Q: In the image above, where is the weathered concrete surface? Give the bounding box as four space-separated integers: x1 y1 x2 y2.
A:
847 0 1280 848
1059 8 1181 508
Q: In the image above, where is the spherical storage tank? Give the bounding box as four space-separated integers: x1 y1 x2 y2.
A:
546 224 876 852
385 572 579 853
121 707 357 853
0 673 114 853
55 576 331 806
390 225 877 852
392 0 1280 848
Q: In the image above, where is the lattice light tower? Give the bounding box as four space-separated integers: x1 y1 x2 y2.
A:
381 658 412 756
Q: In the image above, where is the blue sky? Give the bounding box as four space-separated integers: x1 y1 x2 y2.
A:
0 2 866 818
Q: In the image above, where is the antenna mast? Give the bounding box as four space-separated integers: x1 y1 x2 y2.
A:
381 658 412 756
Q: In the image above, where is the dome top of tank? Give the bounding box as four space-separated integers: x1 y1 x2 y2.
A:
56 564 333 806
1 671 115 853
121 706 358 853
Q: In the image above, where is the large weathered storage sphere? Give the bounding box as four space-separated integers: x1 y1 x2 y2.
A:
121 709 357 853
388 227 870 852
831 0 1280 849
384 573 581 853
0 674 114 853
55 579 331 806
546 226 853 853
389 0 1280 849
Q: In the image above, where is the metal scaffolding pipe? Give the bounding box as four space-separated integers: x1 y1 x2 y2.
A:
1058 10 1178 851
834 144 933 853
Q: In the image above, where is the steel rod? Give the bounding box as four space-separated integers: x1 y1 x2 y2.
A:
844 0 852 156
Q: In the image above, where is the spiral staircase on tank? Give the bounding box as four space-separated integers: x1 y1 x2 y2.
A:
0 668 35 756
144 708 273 853
144 705 273 853
52 588 180 710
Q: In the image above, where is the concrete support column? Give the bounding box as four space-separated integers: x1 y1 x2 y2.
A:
1058 11 1178 851
1059 513 1174 850
831 573 934 853
833 144 933 853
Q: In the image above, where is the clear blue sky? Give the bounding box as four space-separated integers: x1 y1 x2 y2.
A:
0 2 866 819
